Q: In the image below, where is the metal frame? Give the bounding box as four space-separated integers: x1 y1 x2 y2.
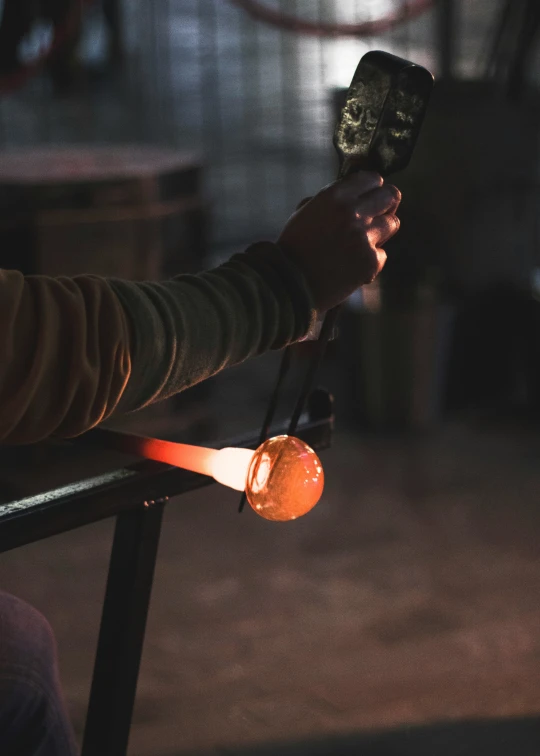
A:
0 389 333 756
82 501 166 756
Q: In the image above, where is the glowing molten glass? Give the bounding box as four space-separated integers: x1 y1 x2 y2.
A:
245 435 324 522
101 430 324 521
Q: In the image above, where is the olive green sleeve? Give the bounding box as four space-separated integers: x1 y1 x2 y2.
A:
0 243 316 444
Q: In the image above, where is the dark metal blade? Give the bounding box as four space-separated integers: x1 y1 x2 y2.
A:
334 50 434 178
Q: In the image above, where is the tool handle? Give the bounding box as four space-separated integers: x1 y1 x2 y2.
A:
287 146 385 433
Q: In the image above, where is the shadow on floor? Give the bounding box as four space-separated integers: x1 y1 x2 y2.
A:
177 717 540 756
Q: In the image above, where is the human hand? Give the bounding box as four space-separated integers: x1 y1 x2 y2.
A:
278 172 401 312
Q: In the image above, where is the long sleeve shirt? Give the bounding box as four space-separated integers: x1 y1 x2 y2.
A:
0 243 316 444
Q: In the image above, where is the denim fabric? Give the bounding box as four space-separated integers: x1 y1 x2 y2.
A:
0 592 78 755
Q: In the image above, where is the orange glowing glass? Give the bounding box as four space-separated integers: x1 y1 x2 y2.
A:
102 431 324 521
245 435 324 522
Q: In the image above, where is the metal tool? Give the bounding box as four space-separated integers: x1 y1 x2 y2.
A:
239 51 433 513
334 50 434 178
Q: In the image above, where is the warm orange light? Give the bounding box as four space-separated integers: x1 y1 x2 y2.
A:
210 447 255 491
103 431 324 520
245 435 324 522
129 437 254 492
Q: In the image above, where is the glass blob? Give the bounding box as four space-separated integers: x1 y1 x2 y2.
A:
245 435 324 522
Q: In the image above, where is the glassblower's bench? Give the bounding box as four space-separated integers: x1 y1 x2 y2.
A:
0 389 333 756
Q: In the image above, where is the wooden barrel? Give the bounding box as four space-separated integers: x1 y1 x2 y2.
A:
0 145 206 280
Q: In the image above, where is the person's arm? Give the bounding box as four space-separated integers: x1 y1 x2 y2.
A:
0 172 401 444
0 244 314 444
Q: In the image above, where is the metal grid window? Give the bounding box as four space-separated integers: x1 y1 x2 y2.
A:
0 0 522 255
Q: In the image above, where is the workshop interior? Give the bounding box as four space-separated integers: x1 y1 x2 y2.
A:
1 0 540 754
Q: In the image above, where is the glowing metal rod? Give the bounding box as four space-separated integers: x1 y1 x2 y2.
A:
97 431 254 492
96 430 325 522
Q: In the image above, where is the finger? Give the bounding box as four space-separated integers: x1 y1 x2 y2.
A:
331 170 384 201
368 213 401 245
355 185 401 219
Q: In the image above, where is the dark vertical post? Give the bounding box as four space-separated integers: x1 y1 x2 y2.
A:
507 0 540 99
486 0 514 81
81 501 165 756
437 0 457 80
102 0 124 64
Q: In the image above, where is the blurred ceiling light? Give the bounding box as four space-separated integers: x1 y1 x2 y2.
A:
326 0 400 88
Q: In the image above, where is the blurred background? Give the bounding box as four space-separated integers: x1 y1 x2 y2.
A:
2 0 540 754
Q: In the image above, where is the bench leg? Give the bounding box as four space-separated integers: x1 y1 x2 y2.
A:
81 501 165 756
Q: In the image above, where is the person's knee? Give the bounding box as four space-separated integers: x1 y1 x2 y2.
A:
0 593 77 754
0 670 51 753
0 592 60 717
0 592 57 683
0 593 65 750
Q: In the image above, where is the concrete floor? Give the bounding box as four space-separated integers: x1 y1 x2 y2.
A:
2 403 540 755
